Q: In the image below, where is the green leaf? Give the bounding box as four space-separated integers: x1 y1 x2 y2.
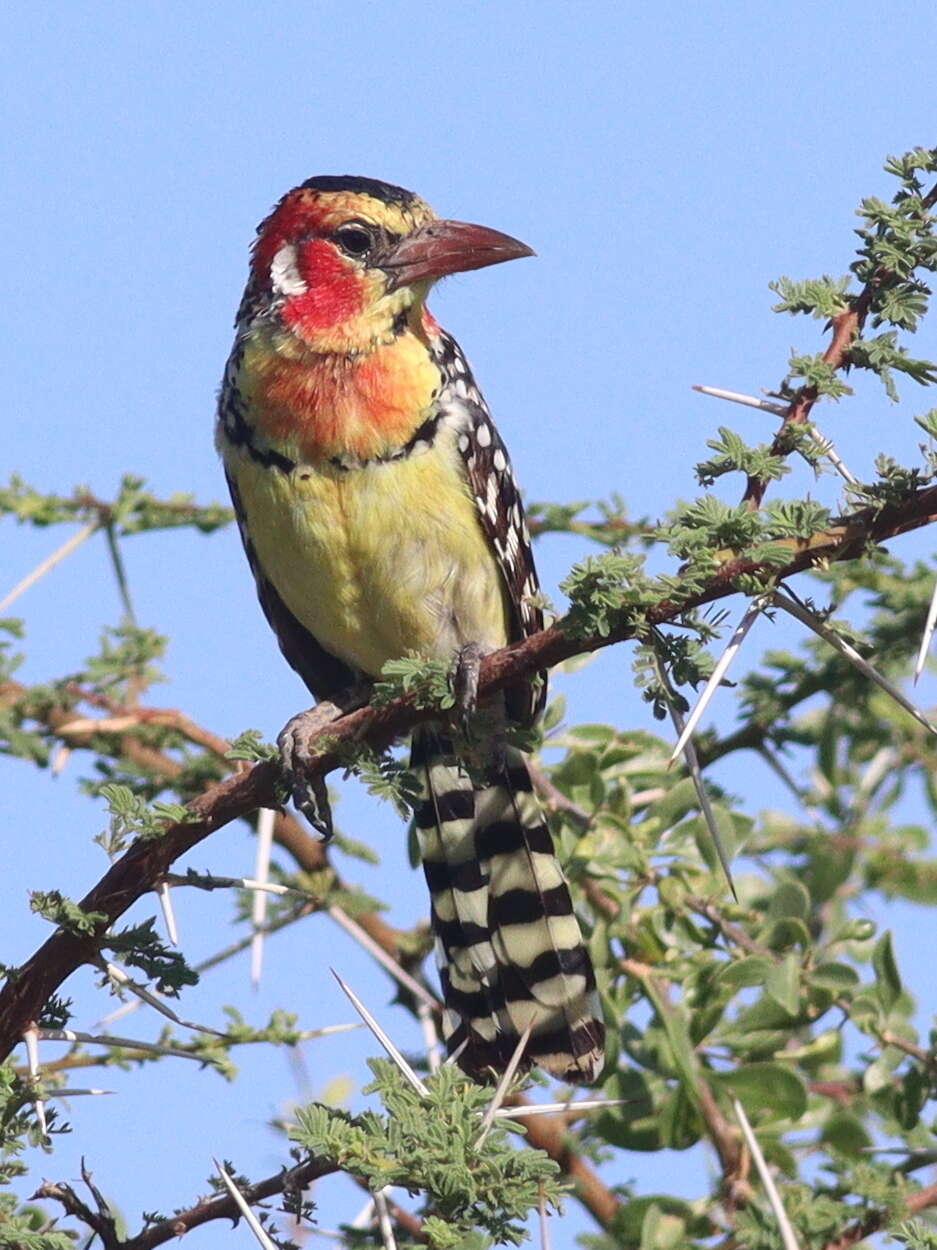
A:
29 890 107 935
765 954 801 1015
226 729 277 762
597 1068 659 1151
642 977 701 1096
821 1111 873 1157
715 956 775 988
613 1196 707 1248
713 1063 807 1121
640 1203 688 1250
759 916 812 951
872 931 902 1010
767 879 810 921
809 962 860 991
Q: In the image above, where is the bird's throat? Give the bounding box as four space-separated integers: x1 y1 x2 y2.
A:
239 329 442 464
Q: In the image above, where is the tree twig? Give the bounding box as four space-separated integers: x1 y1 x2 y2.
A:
822 1178 937 1250
118 1157 335 1250
9 482 937 1237
741 175 937 508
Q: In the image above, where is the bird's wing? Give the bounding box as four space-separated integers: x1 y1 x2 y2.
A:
432 331 546 725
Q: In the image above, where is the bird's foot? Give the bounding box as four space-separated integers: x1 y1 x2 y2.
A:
277 684 371 838
451 642 492 740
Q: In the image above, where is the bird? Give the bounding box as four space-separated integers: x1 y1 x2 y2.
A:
216 174 604 1082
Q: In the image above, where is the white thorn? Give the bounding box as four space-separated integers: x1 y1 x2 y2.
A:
45 1088 115 1097
23 1028 40 1076
732 1098 801 1250
104 962 182 1023
669 703 737 899
23 1027 47 1137
807 427 858 484
328 906 439 1009
374 1189 398 1250
330 969 428 1097
493 1097 632 1120
38 1028 206 1061
96 997 143 1028
50 744 72 777
693 385 857 482
444 1037 469 1067
39 1022 358 1058
0 521 98 613
241 878 300 896
773 592 937 738
163 871 313 899
914 576 937 683
301 1021 364 1040
103 962 225 1037
157 880 179 946
856 746 899 802
417 1001 441 1073
475 1026 532 1148
538 1189 553 1250
250 808 276 989
214 1159 279 1250
630 786 667 808
693 384 788 417
350 1196 376 1229
670 596 768 764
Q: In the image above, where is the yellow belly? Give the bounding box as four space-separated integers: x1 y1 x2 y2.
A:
228 434 511 678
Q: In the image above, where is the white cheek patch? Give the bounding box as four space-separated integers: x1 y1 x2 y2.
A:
270 243 308 297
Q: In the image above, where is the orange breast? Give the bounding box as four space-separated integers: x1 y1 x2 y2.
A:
243 332 440 463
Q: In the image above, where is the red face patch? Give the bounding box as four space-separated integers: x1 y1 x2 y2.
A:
252 192 326 275
253 192 368 335
280 238 366 334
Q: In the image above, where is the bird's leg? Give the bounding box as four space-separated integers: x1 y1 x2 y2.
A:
452 642 489 740
451 643 509 776
277 682 372 838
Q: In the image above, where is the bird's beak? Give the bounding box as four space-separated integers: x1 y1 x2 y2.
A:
381 219 535 291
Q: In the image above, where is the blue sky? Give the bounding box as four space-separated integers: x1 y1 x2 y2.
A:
3 2 937 1244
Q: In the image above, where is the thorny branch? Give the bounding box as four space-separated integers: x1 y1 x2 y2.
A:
6 483 937 1240
4 154 937 1250
37 1157 337 1250
741 176 937 508
1 706 622 1230
32 1160 120 1247
824 1179 937 1250
5 480 937 1066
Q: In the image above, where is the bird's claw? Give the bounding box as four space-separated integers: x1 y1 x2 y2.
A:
452 642 488 740
277 704 342 838
277 684 370 838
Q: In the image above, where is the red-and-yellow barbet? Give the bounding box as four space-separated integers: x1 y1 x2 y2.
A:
217 174 604 1082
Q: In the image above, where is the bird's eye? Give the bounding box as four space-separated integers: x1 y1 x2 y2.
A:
334 224 375 258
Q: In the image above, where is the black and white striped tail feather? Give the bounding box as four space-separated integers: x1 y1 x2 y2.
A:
411 728 604 1083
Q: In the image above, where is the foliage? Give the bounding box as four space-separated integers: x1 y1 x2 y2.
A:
292 1061 562 1247
1 146 937 1248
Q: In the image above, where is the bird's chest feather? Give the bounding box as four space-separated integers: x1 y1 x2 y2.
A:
239 332 441 463
228 431 510 678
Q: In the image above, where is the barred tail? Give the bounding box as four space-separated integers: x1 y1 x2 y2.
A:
411 727 604 1083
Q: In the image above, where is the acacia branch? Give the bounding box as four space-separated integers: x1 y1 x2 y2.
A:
41 1156 338 1250
4 481 937 1064
822 1178 937 1250
6 481 937 1241
741 291 874 508
33 1160 121 1249
742 176 937 507
2 704 621 1231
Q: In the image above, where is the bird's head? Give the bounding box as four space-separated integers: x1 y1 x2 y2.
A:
245 175 534 354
